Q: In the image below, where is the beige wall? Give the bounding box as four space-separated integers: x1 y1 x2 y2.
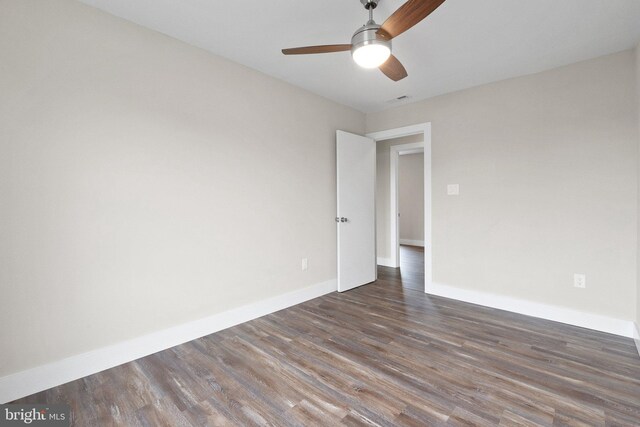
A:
376 135 423 260
0 0 365 377
368 50 638 321
2 0 639 381
637 42 640 329
399 154 425 243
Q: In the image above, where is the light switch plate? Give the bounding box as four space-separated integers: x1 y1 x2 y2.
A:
447 184 460 196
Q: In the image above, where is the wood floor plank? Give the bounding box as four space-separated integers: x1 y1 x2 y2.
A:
12 246 640 426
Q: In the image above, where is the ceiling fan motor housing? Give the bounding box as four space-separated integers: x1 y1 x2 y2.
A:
360 0 380 9
351 22 391 56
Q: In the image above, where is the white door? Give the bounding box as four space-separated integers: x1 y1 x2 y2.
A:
336 130 376 292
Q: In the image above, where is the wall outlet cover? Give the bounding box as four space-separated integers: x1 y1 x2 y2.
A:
573 274 586 288
447 184 460 196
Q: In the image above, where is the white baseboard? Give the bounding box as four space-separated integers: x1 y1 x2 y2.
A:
0 279 337 404
377 257 396 268
634 322 640 358
399 239 425 247
427 282 634 338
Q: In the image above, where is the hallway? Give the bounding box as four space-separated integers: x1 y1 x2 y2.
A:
377 245 425 291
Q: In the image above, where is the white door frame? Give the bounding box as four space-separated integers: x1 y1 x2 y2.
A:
366 123 432 291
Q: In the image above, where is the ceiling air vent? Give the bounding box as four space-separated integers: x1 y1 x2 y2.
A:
386 95 412 104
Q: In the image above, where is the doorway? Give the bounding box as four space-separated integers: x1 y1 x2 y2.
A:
367 123 432 292
397 150 425 290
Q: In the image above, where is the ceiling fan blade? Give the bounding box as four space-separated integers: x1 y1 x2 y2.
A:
378 0 446 39
379 55 408 81
282 44 352 55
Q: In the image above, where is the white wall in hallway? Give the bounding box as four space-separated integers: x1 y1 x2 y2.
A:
399 153 425 245
376 134 424 261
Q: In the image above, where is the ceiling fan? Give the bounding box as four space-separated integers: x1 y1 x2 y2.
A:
282 0 446 82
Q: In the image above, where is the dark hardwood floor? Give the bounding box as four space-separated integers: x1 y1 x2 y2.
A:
14 252 640 426
378 245 425 291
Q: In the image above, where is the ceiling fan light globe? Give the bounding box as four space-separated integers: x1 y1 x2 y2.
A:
350 22 391 69
352 44 391 68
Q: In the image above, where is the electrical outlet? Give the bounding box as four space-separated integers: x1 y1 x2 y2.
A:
301 258 308 271
573 274 586 288
447 184 459 196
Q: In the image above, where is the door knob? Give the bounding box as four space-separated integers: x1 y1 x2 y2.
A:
340 217 348 222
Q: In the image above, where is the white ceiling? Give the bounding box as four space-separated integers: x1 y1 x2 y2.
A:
78 0 640 113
